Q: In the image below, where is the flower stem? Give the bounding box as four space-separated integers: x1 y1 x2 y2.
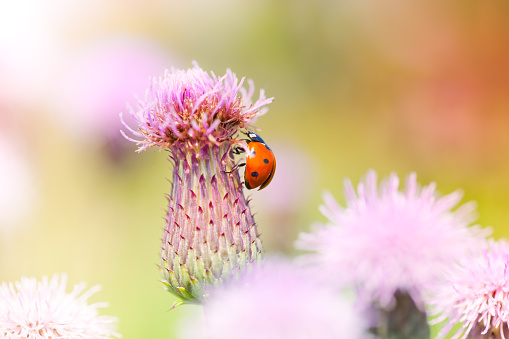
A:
374 291 430 339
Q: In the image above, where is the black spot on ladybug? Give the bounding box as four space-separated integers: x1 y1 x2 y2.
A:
251 171 259 177
263 158 269 164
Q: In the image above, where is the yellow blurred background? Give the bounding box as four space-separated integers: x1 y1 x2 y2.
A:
1 0 509 337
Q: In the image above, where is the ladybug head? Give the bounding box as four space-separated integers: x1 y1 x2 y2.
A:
243 131 266 144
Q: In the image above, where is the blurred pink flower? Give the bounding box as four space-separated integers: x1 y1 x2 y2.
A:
430 240 509 339
180 259 367 339
52 37 171 148
296 170 489 309
0 1 64 108
0 273 120 338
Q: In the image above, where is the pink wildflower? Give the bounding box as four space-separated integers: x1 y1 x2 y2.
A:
430 240 509 339
180 259 368 339
121 61 272 152
296 170 489 309
0 274 120 338
122 62 273 305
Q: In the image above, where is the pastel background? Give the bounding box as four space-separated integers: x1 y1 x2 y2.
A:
1 1 508 338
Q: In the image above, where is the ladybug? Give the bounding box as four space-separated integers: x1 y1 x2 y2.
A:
231 131 276 190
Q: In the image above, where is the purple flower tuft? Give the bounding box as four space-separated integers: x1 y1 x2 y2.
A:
179 259 369 339
296 170 489 310
430 239 509 339
0 274 120 338
121 61 273 152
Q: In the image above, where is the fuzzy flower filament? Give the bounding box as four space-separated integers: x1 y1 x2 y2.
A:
179 259 368 339
122 62 273 304
430 240 509 339
0 274 119 339
121 63 270 152
296 170 489 338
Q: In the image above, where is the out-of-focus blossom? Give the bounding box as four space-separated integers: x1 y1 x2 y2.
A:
52 37 171 150
296 170 489 309
430 240 509 339
180 259 368 339
123 62 273 305
0 273 120 338
0 1 63 108
0 134 36 230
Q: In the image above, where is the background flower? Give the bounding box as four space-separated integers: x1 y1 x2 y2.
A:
296 170 489 309
179 259 368 339
0 273 120 339
50 36 172 160
429 239 509 339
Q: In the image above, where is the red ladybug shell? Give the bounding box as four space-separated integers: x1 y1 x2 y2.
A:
244 135 276 190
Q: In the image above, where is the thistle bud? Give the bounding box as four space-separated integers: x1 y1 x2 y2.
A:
122 62 273 305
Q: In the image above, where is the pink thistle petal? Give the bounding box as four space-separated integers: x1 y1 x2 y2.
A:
0 274 120 338
122 62 273 151
180 259 368 339
430 240 509 338
296 170 490 310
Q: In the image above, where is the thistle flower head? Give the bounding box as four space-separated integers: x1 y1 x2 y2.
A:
180 259 368 339
296 170 489 309
430 239 509 339
121 61 273 152
122 63 273 305
0 273 120 338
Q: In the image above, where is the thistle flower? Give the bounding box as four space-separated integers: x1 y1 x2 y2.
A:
0 273 119 338
296 170 489 336
53 37 169 152
122 62 273 304
430 239 509 339
179 259 368 339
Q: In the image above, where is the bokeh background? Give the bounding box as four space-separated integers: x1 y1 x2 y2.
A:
1 0 509 337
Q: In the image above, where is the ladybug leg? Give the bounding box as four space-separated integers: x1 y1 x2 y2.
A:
227 139 249 155
232 146 245 155
223 162 245 174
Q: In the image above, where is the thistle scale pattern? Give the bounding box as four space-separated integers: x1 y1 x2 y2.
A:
160 144 263 302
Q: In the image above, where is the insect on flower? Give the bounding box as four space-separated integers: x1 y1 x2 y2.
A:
122 62 273 304
228 131 276 190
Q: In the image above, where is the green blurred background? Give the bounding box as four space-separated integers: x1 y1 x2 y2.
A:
1 1 509 337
